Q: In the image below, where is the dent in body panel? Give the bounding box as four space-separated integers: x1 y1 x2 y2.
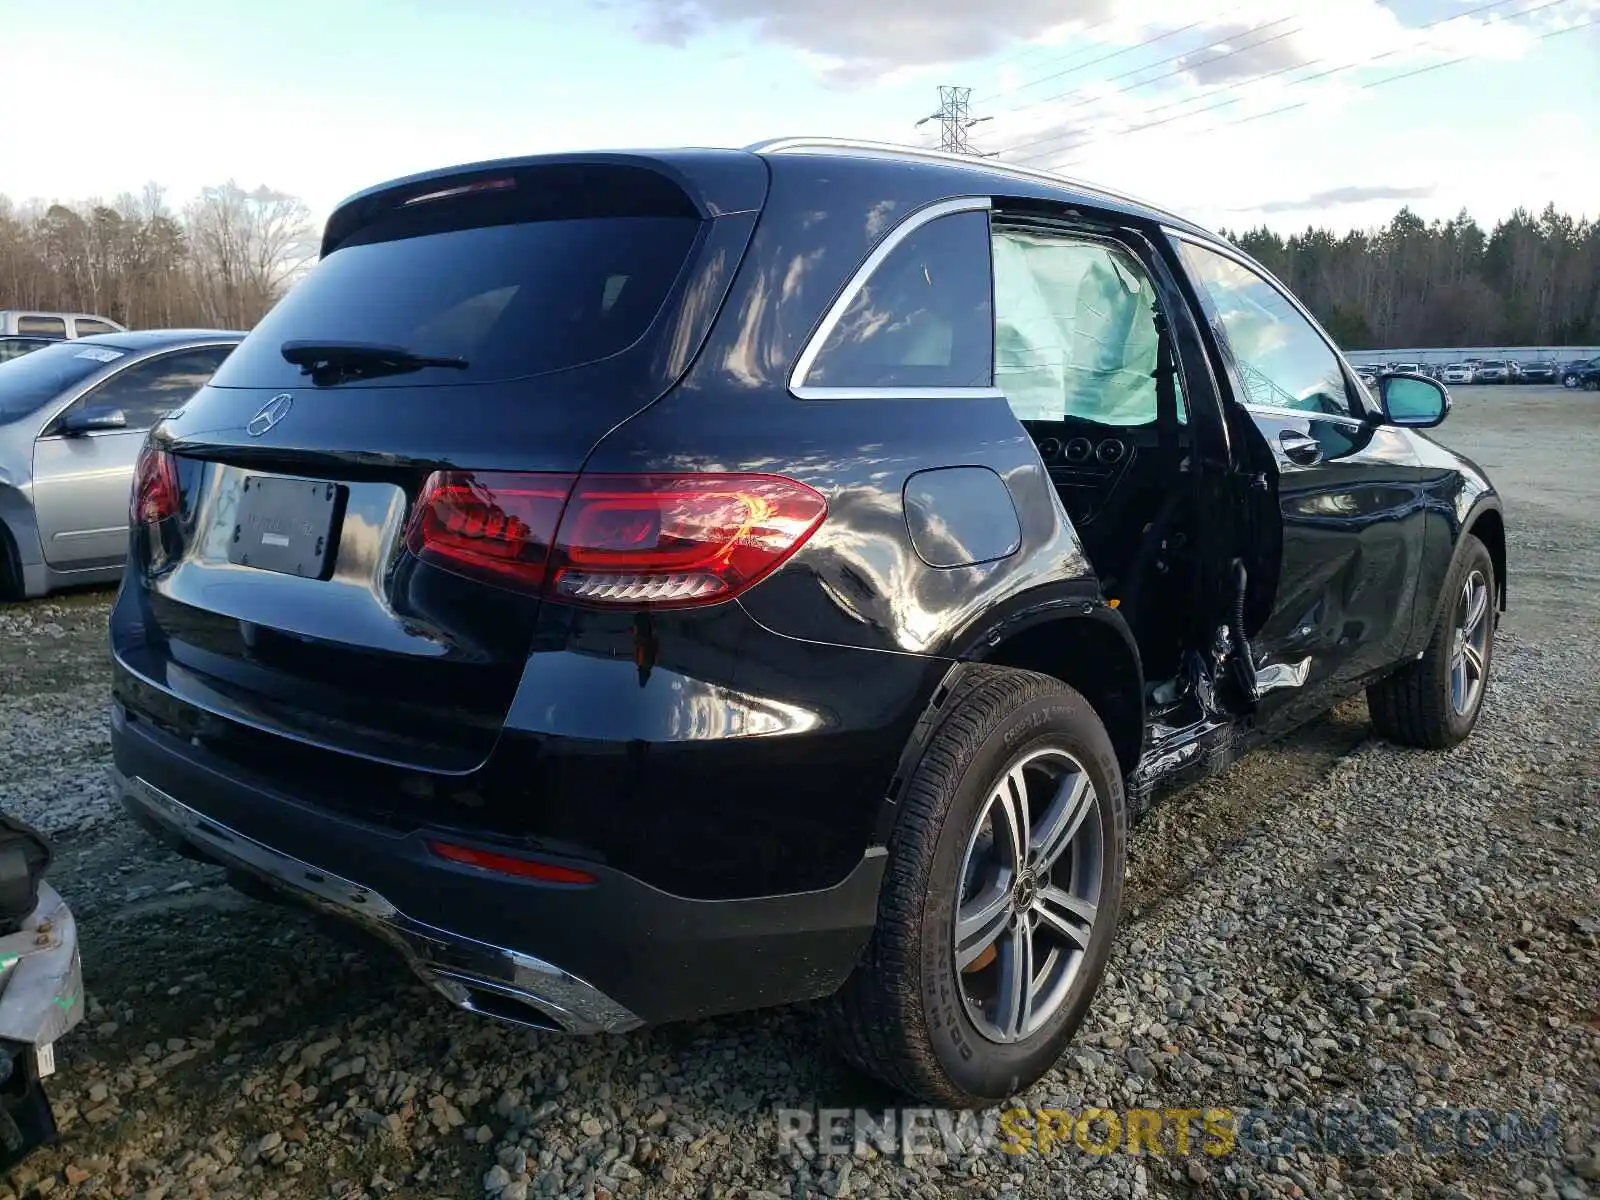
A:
1402 430 1500 653
1244 412 1433 706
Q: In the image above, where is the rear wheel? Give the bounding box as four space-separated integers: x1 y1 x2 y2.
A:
1367 534 1495 749
1563 373 1582 389
827 666 1126 1107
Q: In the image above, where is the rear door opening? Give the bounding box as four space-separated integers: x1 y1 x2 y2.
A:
114 154 768 783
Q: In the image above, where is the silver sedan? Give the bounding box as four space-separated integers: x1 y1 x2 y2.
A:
0 329 241 599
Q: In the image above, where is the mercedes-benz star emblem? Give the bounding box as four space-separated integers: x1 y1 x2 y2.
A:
247 393 294 437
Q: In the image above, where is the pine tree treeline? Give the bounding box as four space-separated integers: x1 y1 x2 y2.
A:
0 182 314 333
1221 204 1600 350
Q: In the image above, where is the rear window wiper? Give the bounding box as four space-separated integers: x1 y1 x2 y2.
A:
280 340 469 385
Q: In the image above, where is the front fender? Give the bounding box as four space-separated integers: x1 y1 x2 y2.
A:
1411 493 1506 657
0 481 46 596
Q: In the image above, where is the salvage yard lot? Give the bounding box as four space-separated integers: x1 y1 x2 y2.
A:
1 384 1596 1200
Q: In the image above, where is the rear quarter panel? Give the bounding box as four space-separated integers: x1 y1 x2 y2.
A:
594 154 1100 661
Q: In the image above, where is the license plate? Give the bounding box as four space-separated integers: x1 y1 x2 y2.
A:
227 475 342 579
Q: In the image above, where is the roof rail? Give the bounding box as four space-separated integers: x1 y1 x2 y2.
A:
744 136 1188 227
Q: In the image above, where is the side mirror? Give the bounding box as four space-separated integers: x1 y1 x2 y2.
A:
1377 373 1449 429
57 406 129 435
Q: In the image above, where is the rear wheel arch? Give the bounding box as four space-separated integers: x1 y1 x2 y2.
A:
973 609 1146 778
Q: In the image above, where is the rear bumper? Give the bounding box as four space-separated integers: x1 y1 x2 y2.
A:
111 705 886 1029
119 771 641 1034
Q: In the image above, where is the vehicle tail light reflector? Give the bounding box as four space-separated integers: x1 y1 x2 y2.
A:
428 841 596 884
405 471 574 589
406 471 826 609
130 445 180 525
552 473 828 608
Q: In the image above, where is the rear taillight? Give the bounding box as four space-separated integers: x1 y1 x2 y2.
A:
406 470 827 608
404 471 572 589
130 445 180 525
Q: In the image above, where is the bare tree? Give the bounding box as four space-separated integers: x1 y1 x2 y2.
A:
0 180 313 332
183 182 314 329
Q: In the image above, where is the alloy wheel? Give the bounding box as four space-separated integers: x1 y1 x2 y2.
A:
953 747 1104 1044
1449 569 1491 716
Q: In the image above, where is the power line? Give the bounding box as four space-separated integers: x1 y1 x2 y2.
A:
1171 12 1597 147
974 7 1245 107
971 15 1134 91
997 14 1307 129
979 7 1267 112
1002 0 1572 167
915 86 993 155
1033 0 1583 168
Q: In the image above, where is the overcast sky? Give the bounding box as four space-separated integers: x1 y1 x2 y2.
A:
3 0 1595 235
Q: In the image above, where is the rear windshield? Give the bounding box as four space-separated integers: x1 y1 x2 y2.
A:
0 340 123 422
210 216 701 389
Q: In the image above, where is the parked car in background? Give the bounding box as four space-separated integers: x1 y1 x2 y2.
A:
0 311 126 339
1516 361 1555 384
1561 357 1600 390
1443 363 1475 384
0 335 62 363
1391 363 1421 375
109 139 1507 1108
0 330 242 599
1474 359 1510 383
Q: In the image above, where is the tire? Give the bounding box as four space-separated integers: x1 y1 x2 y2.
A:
1367 533 1496 750
0 522 23 604
1563 374 1581 389
827 665 1127 1107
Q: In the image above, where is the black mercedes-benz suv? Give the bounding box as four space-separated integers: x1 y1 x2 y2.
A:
110 139 1507 1107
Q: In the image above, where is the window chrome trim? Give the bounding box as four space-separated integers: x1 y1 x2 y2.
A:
1240 402 1372 429
789 195 993 399
792 385 1007 401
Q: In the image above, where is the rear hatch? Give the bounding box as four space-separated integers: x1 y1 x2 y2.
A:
113 153 766 775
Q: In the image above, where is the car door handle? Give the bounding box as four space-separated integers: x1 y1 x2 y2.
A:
1279 430 1323 465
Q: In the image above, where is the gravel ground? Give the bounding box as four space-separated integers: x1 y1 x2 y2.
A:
0 385 1595 1200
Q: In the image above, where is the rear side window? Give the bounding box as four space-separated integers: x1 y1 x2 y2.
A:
800 209 993 392
16 316 66 336
74 319 118 336
210 217 701 389
0 340 121 422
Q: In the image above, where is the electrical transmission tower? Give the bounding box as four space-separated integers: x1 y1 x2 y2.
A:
916 86 992 155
